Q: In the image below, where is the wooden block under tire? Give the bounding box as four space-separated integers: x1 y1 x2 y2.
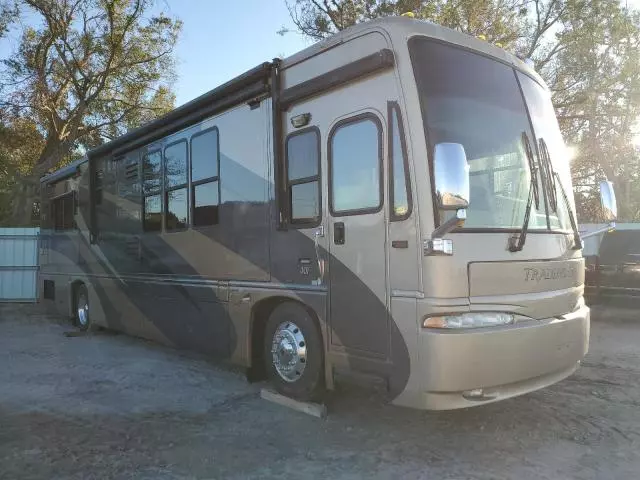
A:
260 388 327 419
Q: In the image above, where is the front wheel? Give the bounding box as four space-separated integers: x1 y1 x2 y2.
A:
263 302 324 402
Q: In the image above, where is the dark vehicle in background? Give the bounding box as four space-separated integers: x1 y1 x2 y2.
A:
585 227 640 302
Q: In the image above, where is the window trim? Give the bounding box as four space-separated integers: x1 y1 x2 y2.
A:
285 125 322 228
387 101 413 222
328 113 384 217
189 126 221 228
163 139 189 231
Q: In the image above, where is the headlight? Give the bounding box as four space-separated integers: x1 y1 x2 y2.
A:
422 312 515 329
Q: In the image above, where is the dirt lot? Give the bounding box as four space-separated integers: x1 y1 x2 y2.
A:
1 304 639 480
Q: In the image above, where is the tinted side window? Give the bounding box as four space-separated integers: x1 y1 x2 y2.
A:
166 188 187 230
191 129 219 182
330 117 382 215
52 193 75 231
190 128 220 227
164 141 188 231
164 141 187 188
142 150 162 232
144 194 162 232
389 103 412 220
286 128 320 225
142 150 162 194
193 182 219 226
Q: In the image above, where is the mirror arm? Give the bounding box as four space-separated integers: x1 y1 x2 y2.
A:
424 210 466 256
581 222 616 240
432 209 466 239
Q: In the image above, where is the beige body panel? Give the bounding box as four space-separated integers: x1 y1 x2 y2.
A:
40 17 587 411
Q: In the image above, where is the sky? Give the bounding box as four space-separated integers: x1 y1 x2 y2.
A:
0 0 311 107
154 0 640 107
3 0 640 108
158 0 311 106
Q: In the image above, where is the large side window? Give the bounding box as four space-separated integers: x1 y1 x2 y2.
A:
164 140 188 230
388 103 412 221
51 192 75 231
286 127 320 225
190 128 220 227
329 115 382 215
142 149 162 232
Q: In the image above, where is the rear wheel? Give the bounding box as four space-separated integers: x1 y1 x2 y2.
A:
263 302 324 402
74 284 91 331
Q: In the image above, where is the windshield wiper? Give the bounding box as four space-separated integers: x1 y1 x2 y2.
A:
508 132 539 252
538 138 582 250
538 138 557 213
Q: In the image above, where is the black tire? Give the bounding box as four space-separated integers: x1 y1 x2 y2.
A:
263 302 324 402
74 284 92 331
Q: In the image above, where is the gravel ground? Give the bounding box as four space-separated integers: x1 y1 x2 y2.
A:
1 303 639 480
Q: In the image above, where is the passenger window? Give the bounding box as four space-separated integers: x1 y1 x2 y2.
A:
193 182 219 226
190 128 220 227
166 188 188 230
191 129 219 182
144 194 162 232
164 141 188 231
142 150 162 232
52 193 75 231
389 103 412 220
164 141 187 188
286 128 320 224
142 150 162 194
330 116 382 214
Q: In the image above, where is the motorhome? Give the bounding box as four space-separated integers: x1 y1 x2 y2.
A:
39 17 616 410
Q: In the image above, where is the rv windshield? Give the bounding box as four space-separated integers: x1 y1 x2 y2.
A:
409 37 570 231
517 71 573 231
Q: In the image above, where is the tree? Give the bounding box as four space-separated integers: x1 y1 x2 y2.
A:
286 0 640 222
520 1 640 222
0 0 182 224
0 115 45 225
0 1 18 39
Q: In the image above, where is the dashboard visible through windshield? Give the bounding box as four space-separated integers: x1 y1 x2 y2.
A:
408 37 573 232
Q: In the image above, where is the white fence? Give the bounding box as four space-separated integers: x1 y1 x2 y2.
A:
0 228 40 302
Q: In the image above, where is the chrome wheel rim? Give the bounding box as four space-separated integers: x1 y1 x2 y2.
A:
271 321 307 382
77 293 89 327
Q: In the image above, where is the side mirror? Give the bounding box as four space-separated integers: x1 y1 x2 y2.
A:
426 143 470 253
581 180 617 240
599 180 617 222
434 143 470 210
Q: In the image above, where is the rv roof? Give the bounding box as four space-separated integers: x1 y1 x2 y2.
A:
40 156 87 184
280 16 541 85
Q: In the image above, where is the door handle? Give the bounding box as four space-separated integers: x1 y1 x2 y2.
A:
334 222 345 245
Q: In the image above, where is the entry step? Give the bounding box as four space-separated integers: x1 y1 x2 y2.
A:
260 388 327 419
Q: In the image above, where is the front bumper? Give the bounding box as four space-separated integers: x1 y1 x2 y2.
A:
395 305 590 410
